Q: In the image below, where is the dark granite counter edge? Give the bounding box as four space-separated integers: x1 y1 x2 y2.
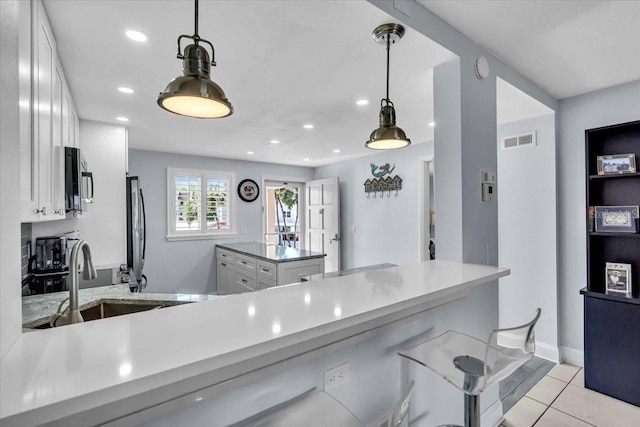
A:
217 244 325 264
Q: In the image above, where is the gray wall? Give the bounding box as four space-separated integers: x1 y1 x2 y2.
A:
557 80 640 364
314 142 433 269
497 113 559 361
128 149 314 294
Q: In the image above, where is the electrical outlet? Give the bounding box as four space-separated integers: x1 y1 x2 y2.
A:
323 362 349 390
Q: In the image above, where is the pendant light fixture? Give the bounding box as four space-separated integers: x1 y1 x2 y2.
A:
157 0 233 119
365 23 411 150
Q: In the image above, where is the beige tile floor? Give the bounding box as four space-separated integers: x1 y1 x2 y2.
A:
501 364 640 427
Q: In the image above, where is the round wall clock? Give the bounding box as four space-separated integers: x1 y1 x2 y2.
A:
237 179 260 202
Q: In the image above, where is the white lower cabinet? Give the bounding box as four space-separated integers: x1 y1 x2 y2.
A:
257 277 276 290
216 247 324 295
216 259 230 295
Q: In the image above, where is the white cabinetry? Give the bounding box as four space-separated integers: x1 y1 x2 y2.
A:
20 0 79 222
62 80 79 149
216 247 324 295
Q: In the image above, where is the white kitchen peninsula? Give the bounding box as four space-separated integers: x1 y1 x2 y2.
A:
0 261 509 426
216 242 325 293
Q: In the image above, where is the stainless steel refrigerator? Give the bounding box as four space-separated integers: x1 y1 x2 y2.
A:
126 176 146 291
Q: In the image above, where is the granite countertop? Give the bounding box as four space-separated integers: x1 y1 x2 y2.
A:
217 242 325 263
22 284 219 328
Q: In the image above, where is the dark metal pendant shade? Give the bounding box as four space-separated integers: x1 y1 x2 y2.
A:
366 103 411 150
157 0 233 119
365 23 410 150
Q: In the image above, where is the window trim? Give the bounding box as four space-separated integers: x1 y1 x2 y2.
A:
167 167 237 241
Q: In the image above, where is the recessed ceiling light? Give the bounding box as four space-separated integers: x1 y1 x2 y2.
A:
125 30 147 42
303 124 314 129
428 121 435 127
269 140 280 144
116 116 129 122
333 149 340 153
247 151 254 155
118 86 134 94
303 158 310 162
356 99 369 106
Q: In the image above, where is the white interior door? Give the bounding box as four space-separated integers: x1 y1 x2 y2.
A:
305 177 340 273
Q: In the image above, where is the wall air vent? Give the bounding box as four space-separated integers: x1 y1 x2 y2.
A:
500 131 537 150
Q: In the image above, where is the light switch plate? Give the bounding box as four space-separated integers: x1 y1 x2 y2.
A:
482 183 495 202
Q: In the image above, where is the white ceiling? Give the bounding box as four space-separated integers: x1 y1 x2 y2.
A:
44 1 640 167
418 0 640 100
43 0 455 167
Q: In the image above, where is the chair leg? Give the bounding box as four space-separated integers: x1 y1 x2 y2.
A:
464 394 480 427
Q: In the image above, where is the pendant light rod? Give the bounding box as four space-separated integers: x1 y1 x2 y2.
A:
194 0 199 39
385 34 390 102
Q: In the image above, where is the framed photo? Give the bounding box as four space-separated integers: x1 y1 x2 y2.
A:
587 206 595 232
605 262 632 296
596 153 636 175
594 205 639 233
237 179 259 202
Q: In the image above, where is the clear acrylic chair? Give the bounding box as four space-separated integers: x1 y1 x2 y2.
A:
235 379 415 427
236 389 364 427
366 380 415 427
398 308 541 427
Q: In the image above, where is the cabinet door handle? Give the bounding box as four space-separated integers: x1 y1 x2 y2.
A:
35 207 48 215
221 262 227 267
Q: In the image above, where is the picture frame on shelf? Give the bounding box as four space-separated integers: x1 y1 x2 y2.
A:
594 205 639 233
605 262 632 296
596 153 636 175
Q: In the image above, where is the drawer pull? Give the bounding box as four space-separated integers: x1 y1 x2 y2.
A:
221 262 227 267
262 268 270 272
241 279 247 283
241 261 247 265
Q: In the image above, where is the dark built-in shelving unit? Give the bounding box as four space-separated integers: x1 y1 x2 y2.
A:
582 120 640 407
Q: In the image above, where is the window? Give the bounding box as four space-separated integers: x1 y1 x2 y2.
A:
167 168 235 240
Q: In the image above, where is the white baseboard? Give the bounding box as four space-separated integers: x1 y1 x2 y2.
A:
560 346 584 366
483 397 505 427
535 340 560 363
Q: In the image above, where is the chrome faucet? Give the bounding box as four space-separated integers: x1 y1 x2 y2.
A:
53 240 97 326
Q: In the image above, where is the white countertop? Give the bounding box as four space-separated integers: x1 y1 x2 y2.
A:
0 260 509 426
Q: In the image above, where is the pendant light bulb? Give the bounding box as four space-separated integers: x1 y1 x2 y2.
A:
366 23 410 150
157 0 233 119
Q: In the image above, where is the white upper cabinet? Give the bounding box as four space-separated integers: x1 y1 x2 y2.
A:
63 79 79 149
20 0 78 222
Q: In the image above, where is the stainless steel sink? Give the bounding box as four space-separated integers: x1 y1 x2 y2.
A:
80 302 167 321
35 300 189 328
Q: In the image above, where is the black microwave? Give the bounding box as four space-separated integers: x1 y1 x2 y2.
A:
65 147 94 212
